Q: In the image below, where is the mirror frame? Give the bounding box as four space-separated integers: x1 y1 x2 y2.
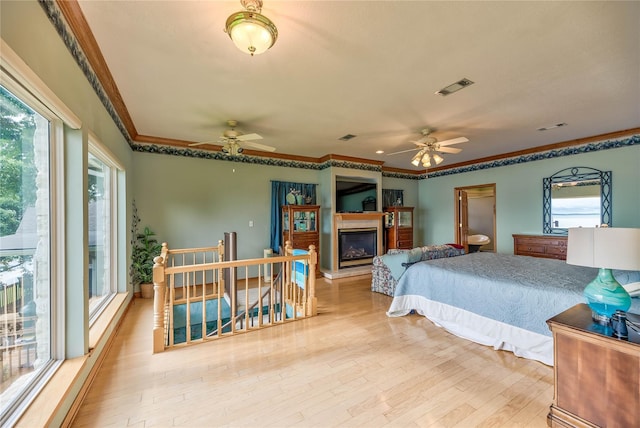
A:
543 166 612 235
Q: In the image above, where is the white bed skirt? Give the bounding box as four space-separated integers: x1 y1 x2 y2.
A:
387 295 554 366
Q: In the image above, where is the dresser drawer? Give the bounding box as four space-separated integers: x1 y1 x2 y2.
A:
294 239 318 250
516 244 545 255
397 240 414 249
546 245 567 257
397 229 413 240
513 234 568 260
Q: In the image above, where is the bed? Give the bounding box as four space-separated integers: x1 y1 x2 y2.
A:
387 252 640 365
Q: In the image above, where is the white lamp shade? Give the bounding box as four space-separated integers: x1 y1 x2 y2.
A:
567 227 640 270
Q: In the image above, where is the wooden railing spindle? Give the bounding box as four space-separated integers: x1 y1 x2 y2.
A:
153 239 316 353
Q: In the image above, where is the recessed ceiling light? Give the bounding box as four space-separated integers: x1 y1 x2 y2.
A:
376 150 384 154
537 123 568 131
435 78 474 96
338 134 357 141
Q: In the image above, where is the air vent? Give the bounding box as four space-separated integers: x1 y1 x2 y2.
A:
537 123 568 131
338 134 357 141
435 78 474 96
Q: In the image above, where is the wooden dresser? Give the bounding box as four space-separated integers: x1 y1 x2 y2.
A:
547 304 640 427
282 205 320 256
512 234 567 260
384 206 414 250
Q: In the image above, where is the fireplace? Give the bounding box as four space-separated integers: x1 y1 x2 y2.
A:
338 228 377 268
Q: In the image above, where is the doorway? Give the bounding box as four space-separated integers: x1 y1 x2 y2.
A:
455 184 496 253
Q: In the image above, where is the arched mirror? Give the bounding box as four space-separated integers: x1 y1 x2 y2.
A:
543 167 612 234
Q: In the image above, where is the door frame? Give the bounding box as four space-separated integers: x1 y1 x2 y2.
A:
454 183 496 253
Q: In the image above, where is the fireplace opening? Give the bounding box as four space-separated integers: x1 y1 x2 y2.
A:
338 228 377 268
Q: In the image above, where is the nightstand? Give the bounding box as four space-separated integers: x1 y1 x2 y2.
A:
546 304 640 427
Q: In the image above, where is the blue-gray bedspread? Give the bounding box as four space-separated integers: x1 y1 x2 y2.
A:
390 252 640 336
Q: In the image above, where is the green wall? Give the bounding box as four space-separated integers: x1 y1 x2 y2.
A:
420 145 640 252
132 152 322 262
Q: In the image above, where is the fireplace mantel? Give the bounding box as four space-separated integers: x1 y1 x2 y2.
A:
334 212 386 222
331 212 385 276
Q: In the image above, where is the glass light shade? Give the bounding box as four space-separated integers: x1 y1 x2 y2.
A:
411 151 422 167
422 154 431 167
433 154 444 165
225 11 278 56
567 227 640 322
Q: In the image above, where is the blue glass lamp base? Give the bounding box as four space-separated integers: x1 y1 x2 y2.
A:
584 268 632 324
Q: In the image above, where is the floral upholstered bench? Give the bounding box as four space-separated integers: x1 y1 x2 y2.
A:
371 244 465 296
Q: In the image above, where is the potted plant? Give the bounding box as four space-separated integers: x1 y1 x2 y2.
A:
130 202 162 298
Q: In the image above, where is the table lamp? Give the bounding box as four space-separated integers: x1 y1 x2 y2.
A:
566 227 640 324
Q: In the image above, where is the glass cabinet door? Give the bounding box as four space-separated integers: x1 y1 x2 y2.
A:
308 210 317 232
293 209 317 232
398 211 412 227
283 211 290 231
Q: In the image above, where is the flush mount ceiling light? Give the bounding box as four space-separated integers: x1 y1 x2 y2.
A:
225 0 278 56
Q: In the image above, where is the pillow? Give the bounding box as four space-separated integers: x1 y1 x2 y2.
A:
614 270 640 298
381 252 410 281
623 282 640 298
613 270 640 285
407 247 423 264
387 249 409 255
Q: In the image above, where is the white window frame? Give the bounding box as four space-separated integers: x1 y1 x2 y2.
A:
0 38 77 426
87 134 123 324
0 67 65 428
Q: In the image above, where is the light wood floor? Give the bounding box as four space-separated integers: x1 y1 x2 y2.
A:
71 275 553 427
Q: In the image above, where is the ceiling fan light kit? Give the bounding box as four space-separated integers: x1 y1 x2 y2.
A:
222 143 244 156
225 0 278 56
390 128 468 168
188 119 276 154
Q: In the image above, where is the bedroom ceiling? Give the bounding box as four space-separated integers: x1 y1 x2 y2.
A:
74 1 640 171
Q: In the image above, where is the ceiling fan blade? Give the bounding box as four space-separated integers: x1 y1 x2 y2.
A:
437 146 462 154
188 140 219 147
408 140 429 146
387 147 421 156
237 133 263 141
243 141 276 152
438 136 469 147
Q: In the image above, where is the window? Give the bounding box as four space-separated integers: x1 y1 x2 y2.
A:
87 141 121 321
0 83 57 422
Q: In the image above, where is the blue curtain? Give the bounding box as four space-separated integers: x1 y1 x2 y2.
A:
382 189 404 208
270 181 317 252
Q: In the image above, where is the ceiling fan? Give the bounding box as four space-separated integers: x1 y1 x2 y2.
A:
188 120 276 155
388 128 468 168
